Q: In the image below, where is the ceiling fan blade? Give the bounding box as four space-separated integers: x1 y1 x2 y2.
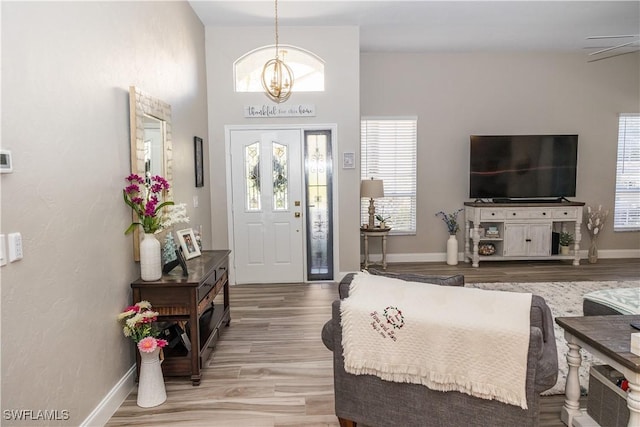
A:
587 35 639 40
588 50 639 63
589 39 640 56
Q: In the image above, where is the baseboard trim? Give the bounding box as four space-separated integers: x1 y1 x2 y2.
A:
368 249 640 264
80 365 136 427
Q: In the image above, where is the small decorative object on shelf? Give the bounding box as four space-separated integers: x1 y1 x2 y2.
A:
160 204 191 275
478 243 496 256
117 301 168 408
485 226 499 238
584 205 608 264
558 232 574 255
436 208 463 265
123 174 174 281
375 214 391 229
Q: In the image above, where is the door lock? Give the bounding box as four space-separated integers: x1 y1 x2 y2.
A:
294 212 301 218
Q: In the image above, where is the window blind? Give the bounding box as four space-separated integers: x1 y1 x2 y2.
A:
614 113 640 231
361 118 417 233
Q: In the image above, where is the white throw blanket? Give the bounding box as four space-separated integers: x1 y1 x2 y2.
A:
340 272 533 409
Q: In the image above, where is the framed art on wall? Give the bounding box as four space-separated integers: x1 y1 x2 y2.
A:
176 228 201 260
194 136 204 187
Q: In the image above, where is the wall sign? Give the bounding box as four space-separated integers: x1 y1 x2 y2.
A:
244 104 316 118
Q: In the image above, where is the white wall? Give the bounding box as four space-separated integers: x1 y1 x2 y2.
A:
204 26 361 274
361 52 640 258
1 2 209 424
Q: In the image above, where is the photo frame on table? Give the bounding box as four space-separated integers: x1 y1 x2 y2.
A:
176 228 201 259
194 136 204 187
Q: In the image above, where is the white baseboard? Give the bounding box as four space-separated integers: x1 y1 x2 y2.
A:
81 365 136 427
365 249 639 265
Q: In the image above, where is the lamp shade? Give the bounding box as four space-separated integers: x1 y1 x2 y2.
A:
361 179 384 199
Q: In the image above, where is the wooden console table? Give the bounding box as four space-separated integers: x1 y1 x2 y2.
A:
555 315 640 427
131 250 231 385
361 227 390 270
464 202 584 267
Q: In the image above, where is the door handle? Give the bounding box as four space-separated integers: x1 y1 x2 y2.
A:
294 212 301 218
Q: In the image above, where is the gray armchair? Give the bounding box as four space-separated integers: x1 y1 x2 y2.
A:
322 273 558 427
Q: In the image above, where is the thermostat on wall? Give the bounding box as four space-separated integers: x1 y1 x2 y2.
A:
0 150 12 173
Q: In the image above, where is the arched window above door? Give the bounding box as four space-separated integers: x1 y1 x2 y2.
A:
234 45 325 93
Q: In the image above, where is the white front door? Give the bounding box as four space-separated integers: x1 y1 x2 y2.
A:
230 129 305 284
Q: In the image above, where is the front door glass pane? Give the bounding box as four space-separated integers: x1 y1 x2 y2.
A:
245 142 261 211
272 142 288 210
305 131 333 280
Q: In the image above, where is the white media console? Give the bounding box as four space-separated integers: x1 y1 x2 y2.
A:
464 201 585 267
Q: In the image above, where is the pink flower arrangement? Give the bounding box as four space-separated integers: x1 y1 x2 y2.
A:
123 174 173 234
117 301 168 351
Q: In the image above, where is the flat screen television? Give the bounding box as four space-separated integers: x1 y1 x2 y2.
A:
469 135 578 201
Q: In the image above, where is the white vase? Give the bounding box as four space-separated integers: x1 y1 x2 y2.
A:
446 234 458 265
137 347 167 408
140 233 162 281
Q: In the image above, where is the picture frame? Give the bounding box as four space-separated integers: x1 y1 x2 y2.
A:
343 151 355 169
176 228 201 259
194 136 204 187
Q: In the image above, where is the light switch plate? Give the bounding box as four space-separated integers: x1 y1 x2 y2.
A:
8 232 23 262
0 234 6 266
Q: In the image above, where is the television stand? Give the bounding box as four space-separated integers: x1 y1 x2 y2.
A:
491 197 569 204
464 201 585 267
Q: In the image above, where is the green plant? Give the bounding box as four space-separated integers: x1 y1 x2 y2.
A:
559 232 574 246
375 214 390 222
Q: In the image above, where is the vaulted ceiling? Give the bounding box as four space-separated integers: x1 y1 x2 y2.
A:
189 1 639 56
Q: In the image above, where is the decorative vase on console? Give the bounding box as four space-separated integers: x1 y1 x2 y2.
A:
140 233 162 281
122 173 174 280
436 208 463 266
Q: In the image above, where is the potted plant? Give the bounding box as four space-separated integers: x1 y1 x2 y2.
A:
559 232 574 255
375 214 391 228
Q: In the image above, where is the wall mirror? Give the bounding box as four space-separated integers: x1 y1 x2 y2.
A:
129 86 173 261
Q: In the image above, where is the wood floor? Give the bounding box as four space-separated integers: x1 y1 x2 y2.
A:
107 259 639 427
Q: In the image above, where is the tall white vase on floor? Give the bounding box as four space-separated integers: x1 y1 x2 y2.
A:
140 233 162 281
137 347 167 408
446 234 458 265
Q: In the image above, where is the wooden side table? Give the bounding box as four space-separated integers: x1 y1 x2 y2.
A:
361 227 390 270
555 315 640 427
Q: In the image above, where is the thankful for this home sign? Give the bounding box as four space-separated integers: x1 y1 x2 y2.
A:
244 104 316 118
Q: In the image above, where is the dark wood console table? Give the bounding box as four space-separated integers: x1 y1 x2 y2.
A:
555 315 640 426
131 250 231 385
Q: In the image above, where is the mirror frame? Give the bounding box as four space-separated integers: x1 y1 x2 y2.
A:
129 86 173 261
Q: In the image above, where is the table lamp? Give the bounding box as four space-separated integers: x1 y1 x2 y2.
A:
361 178 384 228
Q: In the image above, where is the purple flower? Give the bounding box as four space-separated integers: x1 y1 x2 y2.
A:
123 174 173 234
152 175 170 190
124 184 140 194
126 174 144 184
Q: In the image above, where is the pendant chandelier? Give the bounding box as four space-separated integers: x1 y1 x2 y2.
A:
261 0 294 103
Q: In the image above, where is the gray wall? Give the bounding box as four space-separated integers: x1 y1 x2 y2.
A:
1 1 209 424
361 52 640 259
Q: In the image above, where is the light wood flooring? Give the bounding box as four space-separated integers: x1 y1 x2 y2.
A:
107 259 639 427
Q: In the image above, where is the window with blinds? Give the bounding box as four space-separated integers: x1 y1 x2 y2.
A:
361 118 417 234
614 113 640 231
